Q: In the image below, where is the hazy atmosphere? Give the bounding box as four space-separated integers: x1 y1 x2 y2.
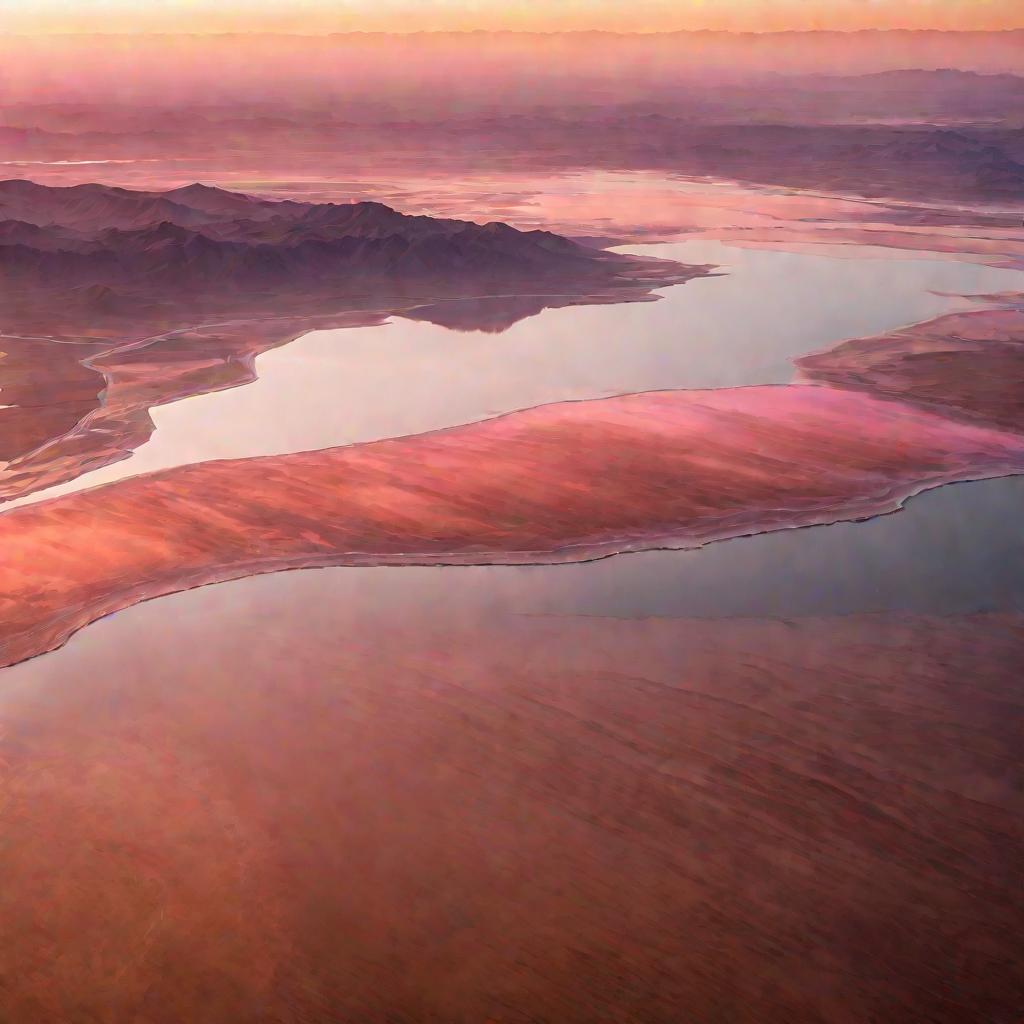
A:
1 3 1022 1022
4 0 1024 32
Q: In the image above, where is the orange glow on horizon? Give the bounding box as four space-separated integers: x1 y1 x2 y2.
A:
3 0 1024 35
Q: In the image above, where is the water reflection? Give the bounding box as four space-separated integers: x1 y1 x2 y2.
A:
9 239 1022 511
6 475 1021 690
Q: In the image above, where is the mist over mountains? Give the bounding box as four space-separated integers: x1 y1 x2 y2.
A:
3 63 1023 206
3 31 1023 109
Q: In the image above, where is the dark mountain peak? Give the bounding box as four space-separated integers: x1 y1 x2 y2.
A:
318 199 404 219
852 68 1023 84
63 181 136 196
163 181 281 216
861 68 979 81
291 199 455 239
164 182 237 205
0 178 50 196
0 178 699 297
0 179 128 200
168 182 228 196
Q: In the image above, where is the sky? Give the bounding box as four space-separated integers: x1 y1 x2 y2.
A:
2 0 1023 34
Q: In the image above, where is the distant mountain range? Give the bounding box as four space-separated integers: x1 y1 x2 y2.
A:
4 85 1022 207
0 180 687 294
3 32 1022 113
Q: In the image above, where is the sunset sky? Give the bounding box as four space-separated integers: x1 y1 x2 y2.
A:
2 0 1023 34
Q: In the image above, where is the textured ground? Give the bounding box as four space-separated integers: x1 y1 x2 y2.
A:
2 382 1023 667
798 306 1024 432
0 601 1021 1024
1 168 1022 1023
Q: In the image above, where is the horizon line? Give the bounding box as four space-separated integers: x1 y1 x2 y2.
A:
6 27 1024 38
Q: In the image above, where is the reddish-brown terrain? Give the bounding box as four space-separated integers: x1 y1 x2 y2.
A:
3 382 1023 668
0 313 386 500
0 600 1021 1024
1 26 1023 1024
0 333 109 465
798 306 1024 432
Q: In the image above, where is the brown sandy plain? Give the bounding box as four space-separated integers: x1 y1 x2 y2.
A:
0 595 1021 1024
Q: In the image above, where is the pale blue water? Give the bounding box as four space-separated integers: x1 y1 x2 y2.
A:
4 236 1022 681
4 472 1022 688
10 238 1023 509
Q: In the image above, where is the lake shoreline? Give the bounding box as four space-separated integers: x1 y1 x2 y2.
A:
3 379 1023 668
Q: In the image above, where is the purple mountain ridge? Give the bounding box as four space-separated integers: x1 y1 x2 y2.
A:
0 180 688 293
